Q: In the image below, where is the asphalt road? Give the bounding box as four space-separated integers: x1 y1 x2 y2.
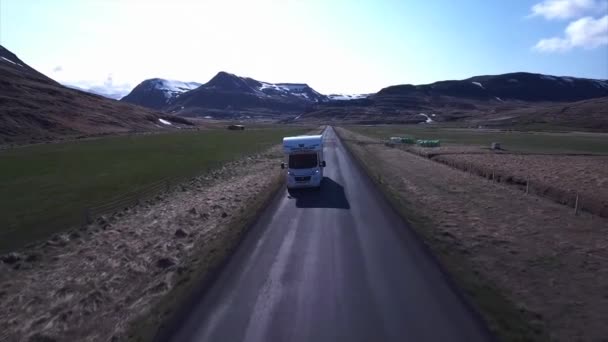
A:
170 126 491 342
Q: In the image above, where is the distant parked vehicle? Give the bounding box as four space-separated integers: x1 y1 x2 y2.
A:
227 124 245 130
281 135 326 189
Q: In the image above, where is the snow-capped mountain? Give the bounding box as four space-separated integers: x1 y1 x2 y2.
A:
166 72 325 115
121 78 202 109
122 72 328 114
197 71 327 102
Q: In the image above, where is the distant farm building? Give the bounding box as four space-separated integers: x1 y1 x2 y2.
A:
227 124 245 131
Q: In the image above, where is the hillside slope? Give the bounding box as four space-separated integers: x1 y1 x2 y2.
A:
374 72 608 104
477 96 608 130
0 45 188 144
302 73 608 129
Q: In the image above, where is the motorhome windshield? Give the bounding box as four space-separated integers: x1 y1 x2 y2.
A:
289 153 318 169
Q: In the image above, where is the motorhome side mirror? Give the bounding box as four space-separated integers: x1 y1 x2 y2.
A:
321 161 327 167
281 162 285 169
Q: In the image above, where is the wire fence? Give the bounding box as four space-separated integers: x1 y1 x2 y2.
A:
0 170 213 251
81 163 231 228
86 178 171 223
338 130 606 219
395 145 607 218
82 144 288 227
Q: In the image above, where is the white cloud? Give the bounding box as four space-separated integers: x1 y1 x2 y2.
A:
534 15 608 51
530 0 607 20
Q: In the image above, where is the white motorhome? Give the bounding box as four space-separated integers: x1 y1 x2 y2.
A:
281 135 326 189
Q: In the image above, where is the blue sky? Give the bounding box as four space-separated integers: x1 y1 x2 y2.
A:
1 0 607 95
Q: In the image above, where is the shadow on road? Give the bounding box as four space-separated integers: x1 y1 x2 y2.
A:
287 177 350 209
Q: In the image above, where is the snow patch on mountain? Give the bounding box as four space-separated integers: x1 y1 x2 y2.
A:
418 113 434 123
327 93 369 101
257 82 325 102
260 83 307 91
147 79 201 99
0 56 22 67
259 82 285 92
471 81 484 89
594 80 608 89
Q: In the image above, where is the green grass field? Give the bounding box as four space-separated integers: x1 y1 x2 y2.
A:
349 125 608 154
0 127 309 253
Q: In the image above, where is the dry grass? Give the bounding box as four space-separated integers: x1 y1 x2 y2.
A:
0 147 285 342
434 153 608 217
337 127 608 342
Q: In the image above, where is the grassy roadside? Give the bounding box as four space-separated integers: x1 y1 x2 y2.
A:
126 169 284 342
335 127 546 341
0 127 309 253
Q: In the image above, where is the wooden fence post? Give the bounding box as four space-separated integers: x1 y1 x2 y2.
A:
574 193 579 216
84 208 92 225
526 176 529 194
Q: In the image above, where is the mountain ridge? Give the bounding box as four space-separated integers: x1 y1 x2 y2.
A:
2 41 607 140
122 71 329 117
376 72 608 102
120 70 608 117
